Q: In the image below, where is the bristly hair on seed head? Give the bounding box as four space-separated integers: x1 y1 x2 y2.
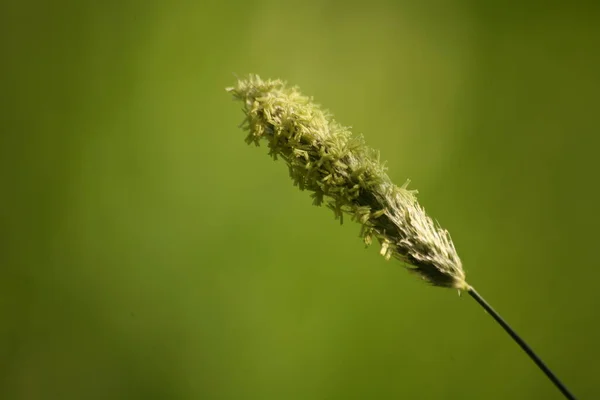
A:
227 74 467 290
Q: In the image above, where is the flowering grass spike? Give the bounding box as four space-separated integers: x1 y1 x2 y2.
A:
227 75 577 399
227 74 467 290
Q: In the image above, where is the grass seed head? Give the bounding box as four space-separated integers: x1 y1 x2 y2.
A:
227 74 467 290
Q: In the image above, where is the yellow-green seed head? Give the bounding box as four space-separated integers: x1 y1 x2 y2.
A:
227 75 467 290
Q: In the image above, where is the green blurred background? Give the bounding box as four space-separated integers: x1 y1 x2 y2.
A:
2 1 599 399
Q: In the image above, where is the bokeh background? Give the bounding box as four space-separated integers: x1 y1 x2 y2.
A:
2 1 599 399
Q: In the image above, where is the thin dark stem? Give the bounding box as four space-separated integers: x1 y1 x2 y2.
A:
467 286 576 400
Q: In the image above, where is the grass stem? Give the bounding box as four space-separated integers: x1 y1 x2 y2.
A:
467 286 576 399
